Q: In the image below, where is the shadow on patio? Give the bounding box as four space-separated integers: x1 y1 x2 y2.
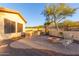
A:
0 38 67 56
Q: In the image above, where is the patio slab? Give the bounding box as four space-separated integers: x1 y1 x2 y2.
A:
10 36 79 55
30 36 79 55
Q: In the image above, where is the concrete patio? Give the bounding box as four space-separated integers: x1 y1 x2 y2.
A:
9 36 79 55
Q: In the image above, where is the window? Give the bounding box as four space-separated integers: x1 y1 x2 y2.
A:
4 19 16 33
17 23 23 32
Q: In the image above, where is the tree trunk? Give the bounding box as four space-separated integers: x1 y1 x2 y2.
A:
54 21 59 32
44 25 49 35
53 15 60 32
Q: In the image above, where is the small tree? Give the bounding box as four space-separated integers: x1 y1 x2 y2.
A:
42 3 77 32
63 20 79 30
63 20 74 30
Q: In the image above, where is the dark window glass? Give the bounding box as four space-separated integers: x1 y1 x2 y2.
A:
4 19 15 33
17 23 23 32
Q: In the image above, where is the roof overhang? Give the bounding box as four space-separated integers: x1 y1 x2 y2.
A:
0 7 27 23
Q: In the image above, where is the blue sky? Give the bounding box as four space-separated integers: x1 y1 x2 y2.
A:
0 3 79 27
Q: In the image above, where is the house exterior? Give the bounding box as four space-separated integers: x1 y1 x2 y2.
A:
0 7 27 40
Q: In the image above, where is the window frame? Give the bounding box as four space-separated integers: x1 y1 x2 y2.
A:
17 23 23 32
4 19 16 34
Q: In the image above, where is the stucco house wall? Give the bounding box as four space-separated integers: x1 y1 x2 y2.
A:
0 8 26 40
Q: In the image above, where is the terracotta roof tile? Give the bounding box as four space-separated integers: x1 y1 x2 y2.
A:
0 7 19 13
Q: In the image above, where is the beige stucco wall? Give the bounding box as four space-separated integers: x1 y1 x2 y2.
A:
0 16 4 40
0 16 4 34
0 12 26 40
